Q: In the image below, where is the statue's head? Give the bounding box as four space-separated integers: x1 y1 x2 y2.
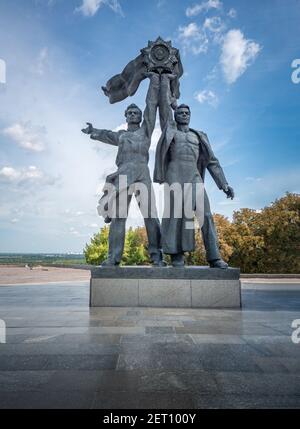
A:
125 104 142 125
175 104 191 126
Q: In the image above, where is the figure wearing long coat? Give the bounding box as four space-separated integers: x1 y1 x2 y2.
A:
153 78 229 261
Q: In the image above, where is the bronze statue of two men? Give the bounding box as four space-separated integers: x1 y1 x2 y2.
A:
82 38 234 268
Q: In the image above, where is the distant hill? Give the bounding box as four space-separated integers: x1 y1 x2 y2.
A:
0 253 85 266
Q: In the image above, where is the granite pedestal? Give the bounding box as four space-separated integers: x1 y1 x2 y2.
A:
90 266 241 308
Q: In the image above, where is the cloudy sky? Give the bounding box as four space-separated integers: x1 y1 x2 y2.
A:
0 0 299 253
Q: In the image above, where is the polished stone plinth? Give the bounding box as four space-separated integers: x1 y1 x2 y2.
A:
90 266 241 308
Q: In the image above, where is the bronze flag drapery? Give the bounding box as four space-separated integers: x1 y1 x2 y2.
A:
101 54 146 104
101 48 183 104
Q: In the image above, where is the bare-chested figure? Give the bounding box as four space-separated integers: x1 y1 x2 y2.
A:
154 74 234 267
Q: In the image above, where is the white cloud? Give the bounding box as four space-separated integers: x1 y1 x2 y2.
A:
220 29 261 84
0 165 57 187
178 15 226 55
203 16 224 33
113 123 127 132
106 0 123 15
0 166 21 181
179 22 200 39
2 122 46 152
75 0 124 17
178 22 209 54
186 0 222 17
23 165 44 180
227 8 237 18
194 89 219 107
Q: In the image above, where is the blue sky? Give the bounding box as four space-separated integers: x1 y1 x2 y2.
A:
0 0 299 252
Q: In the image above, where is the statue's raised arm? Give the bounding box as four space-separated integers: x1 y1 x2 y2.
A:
141 72 160 139
158 73 177 131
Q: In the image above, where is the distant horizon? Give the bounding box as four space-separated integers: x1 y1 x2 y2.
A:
0 190 298 253
0 252 84 255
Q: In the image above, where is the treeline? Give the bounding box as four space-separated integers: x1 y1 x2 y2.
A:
0 253 85 266
84 193 300 273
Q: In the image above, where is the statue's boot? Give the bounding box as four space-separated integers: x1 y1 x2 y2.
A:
171 253 185 267
101 258 120 267
209 259 228 269
154 260 167 267
151 250 167 267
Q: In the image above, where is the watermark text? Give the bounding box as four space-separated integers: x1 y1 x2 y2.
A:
291 319 300 344
291 59 300 84
0 58 6 84
97 175 205 229
0 319 6 344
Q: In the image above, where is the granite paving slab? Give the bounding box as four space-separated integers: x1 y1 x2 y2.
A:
0 280 299 409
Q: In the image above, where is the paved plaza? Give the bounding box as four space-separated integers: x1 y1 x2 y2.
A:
0 279 300 409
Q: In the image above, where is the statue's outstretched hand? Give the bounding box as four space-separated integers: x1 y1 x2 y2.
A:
223 186 235 200
81 122 93 135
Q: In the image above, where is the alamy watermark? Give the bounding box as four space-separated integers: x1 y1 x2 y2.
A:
0 319 6 344
97 175 205 230
291 59 300 84
0 58 6 84
291 319 300 344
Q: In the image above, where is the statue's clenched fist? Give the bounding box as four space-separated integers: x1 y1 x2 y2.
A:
223 185 235 200
143 71 160 82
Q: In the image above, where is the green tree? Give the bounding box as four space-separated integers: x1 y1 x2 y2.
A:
84 225 150 265
84 226 109 265
229 208 265 273
230 193 300 273
84 193 300 272
122 227 150 265
256 192 300 273
214 213 237 262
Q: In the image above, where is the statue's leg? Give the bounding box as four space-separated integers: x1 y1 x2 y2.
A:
137 180 164 265
171 253 185 267
106 218 127 264
200 190 222 263
144 217 164 264
102 190 132 265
